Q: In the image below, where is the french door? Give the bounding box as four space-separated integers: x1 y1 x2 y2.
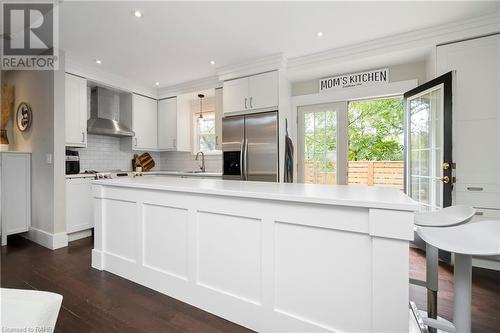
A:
297 102 348 184
404 72 453 209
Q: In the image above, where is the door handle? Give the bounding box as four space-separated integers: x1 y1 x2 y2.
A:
439 176 450 184
245 138 249 180
240 139 245 180
134 137 138 146
244 98 247 109
215 135 218 146
249 97 253 109
81 131 85 143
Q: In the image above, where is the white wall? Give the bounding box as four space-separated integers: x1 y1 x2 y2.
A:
5 70 57 235
53 53 66 235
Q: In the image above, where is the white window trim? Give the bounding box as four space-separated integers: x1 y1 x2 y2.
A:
191 111 222 155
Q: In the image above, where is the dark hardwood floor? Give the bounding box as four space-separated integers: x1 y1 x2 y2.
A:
1 235 252 333
2 235 500 332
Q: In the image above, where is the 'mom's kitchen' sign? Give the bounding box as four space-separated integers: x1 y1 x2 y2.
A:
319 68 389 92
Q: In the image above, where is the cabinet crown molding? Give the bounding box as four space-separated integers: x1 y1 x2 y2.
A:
217 53 286 82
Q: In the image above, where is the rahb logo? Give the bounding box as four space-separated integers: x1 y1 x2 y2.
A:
1 1 59 70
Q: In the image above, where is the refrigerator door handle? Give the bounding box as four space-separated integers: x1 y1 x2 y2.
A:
245 138 249 180
240 139 245 180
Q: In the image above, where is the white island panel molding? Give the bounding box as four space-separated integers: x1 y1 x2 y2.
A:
91 176 416 332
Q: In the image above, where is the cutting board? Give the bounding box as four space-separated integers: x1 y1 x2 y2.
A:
137 152 155 171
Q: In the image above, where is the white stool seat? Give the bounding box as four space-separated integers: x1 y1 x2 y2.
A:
0 288 63 333
417 219 500 256
414 205 475 227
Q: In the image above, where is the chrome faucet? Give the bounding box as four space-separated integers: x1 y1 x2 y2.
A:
195 151 206 172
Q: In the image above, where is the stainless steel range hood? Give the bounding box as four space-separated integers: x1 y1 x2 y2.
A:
87 87 134 137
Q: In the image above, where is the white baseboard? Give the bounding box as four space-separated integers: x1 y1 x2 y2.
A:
68 229 92 242
473 257 500 271
25 227 68 250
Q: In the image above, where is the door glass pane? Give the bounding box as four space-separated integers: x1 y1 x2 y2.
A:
347 97 405 190
408 86 443 208
300 104 337 184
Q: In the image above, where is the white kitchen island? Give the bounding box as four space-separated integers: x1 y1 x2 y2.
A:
91 176 417 332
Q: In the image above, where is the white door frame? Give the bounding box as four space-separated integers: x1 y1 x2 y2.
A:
291 79 418 183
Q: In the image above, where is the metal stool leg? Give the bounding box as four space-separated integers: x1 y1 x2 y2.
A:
454 254 472 333
426 244 439 333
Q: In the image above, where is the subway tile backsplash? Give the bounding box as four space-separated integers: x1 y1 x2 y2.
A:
159 151 222 173
74 134 161 172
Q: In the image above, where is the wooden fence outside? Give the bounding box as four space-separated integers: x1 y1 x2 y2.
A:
304 161 404 189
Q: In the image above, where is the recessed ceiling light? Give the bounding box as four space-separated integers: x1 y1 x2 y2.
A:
132 10 143 18
210 60 216 65
155 82 160 86
95 59 102 65
316 31 323 37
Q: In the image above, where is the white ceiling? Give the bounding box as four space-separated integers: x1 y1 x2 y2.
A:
59 1 499 88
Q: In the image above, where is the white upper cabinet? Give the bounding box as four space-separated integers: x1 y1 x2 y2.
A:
65 73 88 147
158 98 177 150
214 88 223 150
132 94 158 150
223 71 278 114
248 71 279 110
175 95 192 152
157 97 191 152
223 76 249 113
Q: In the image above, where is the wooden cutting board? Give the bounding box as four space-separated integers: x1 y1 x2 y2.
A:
137 152 155 171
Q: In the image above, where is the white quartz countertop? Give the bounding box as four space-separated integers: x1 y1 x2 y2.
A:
143 171 222 177
93 176 417 211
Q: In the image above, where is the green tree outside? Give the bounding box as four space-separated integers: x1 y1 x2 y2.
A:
348 97 404 161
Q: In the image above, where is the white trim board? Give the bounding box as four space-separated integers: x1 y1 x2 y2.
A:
472 257 500 272
24 227 68 250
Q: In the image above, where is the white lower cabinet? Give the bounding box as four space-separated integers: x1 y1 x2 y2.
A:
66 177 93 234
0 152 31 245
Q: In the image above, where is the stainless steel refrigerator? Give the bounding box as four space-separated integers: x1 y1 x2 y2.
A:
222 111 278 182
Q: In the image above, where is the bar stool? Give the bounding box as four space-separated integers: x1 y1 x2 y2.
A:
417 218 500 333
410 205 475 333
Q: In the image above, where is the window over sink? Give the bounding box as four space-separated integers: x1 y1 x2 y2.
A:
193 111 220 154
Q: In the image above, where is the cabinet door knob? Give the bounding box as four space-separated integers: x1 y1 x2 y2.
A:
244 97 247 109
81 131 85 142
249 97 253 108
134 137 138 146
